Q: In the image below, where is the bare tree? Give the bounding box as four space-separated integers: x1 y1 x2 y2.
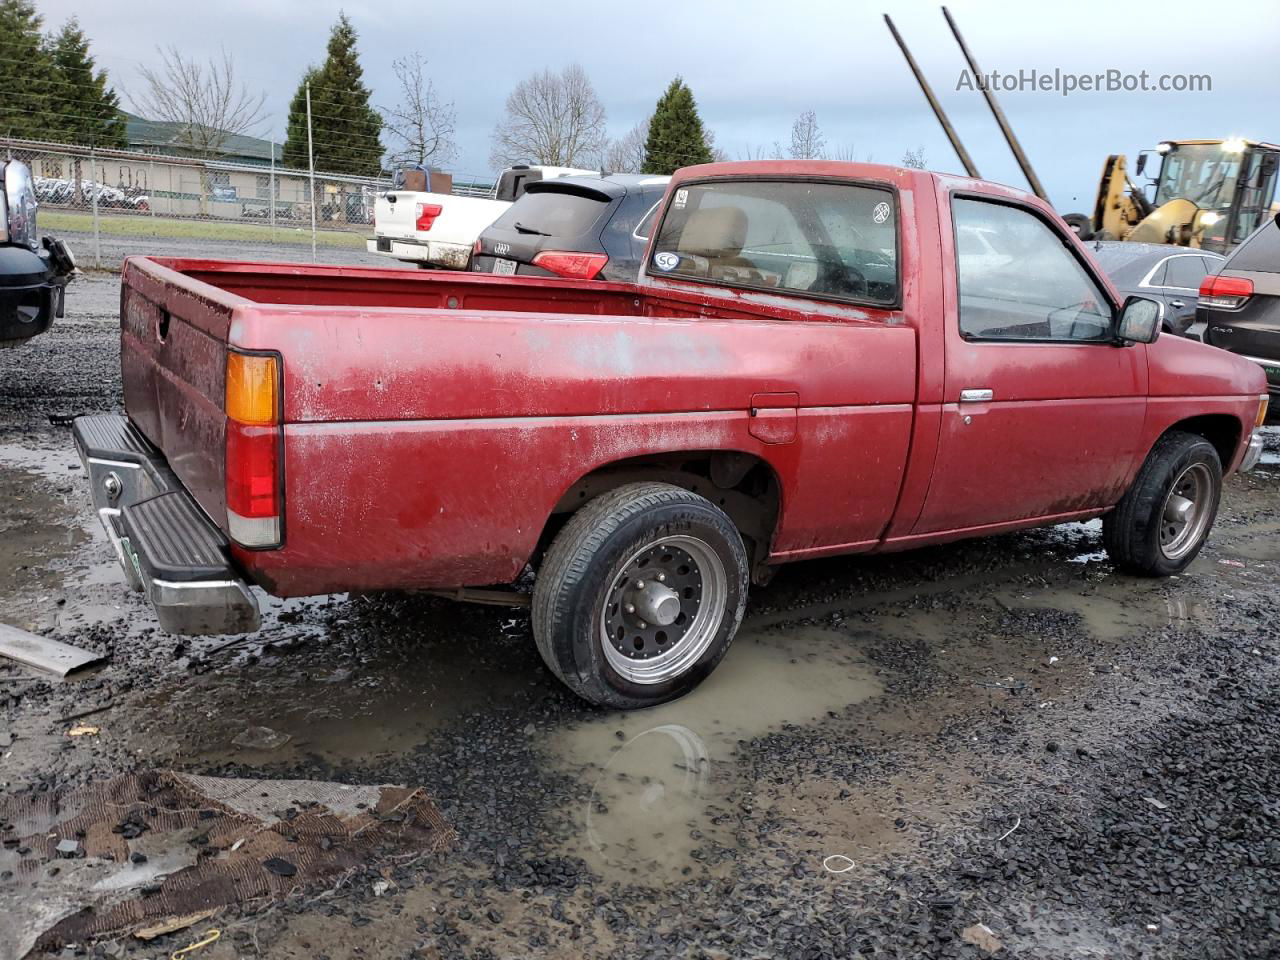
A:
737 143 784 161
382 53 456 169
706 129 730 163
599 117 649 173
830 143 873 163
789 110 826 160
490 64 607 168
131 46 266 157
901 146 928 169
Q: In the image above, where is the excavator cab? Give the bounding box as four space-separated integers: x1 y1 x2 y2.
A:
1105 139 1280 252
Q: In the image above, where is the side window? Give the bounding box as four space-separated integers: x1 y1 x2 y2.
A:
632 201 660 241
1227 218 1280 274
953 198 1112 342
1164 255 1211 290
1146 260 1168 286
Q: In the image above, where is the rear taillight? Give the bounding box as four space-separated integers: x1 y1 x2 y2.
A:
473 237 483 257
531 251 608 280
415 203 443 232
1198 274 1253 310
225 350 282 548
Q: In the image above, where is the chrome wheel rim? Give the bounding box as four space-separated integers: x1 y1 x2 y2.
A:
1159 463 1214 561
600 535 727 685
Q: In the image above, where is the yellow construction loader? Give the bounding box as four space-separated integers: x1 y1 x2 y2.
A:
1063 139 1280 253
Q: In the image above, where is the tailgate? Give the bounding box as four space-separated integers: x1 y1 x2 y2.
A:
373 191 422 240
119 257 244 528
374 191 510 245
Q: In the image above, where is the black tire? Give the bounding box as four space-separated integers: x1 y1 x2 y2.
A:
1063 212 1094 241
532 482 749 709
1104 430 1222 576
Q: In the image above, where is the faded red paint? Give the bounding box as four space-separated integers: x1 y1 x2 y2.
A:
116 162 1267 598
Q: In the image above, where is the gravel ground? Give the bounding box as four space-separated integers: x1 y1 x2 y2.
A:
1 261 1279 959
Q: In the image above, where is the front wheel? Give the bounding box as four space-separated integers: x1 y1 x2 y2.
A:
1104 431 1222 576
532 482 749 709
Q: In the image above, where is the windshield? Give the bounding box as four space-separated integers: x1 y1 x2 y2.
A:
648 180 899 304
1154 143 1243 242
491 189 609 238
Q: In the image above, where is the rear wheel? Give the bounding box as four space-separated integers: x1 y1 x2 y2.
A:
1104 431 1222 576
532 482 749 709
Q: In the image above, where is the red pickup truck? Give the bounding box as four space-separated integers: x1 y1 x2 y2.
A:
74 161 1268 709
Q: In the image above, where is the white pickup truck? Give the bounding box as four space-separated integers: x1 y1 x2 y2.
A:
368 164 596 270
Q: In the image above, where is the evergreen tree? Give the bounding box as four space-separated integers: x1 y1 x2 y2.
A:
282 67 319 170
283 14 382 175
643 77 714 176
47 18 125 147
0 0 54 140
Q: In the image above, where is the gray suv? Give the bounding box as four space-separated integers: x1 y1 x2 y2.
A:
1200 214 1280 402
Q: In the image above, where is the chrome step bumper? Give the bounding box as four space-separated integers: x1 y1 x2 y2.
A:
72 415 260 635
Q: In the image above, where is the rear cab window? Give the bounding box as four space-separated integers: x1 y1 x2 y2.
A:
491 188 611 238
648 180 899 305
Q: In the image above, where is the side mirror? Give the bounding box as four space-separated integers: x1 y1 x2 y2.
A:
1135 152 1148 177
1117 295 1162 344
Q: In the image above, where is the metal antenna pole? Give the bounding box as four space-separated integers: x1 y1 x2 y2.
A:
269 142 276 243
306 83 317 262
884 13 980 178
941 6 1047 199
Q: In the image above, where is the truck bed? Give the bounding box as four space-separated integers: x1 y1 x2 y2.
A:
120 257 917 595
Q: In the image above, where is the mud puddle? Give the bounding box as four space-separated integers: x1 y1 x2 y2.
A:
548 625 883 884
0 447 120 636
144 611 542 766
995 574 1207 642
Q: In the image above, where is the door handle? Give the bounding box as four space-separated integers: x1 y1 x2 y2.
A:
1170 300 1185 308
959 388 993 402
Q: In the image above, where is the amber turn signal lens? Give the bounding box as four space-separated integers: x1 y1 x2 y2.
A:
1259 396 1270 428
226 351 279 426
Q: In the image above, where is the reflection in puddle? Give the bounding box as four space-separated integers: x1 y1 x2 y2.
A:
997 582 1206 642
552 627 882 883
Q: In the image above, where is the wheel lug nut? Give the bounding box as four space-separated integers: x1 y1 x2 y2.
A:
656 573 666 582
625 603 635 614
637 620 646 629
635 579 645 589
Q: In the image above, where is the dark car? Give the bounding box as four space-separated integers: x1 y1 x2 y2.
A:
1087 240 1224 337
1200 214 1280 402
472 174 670 281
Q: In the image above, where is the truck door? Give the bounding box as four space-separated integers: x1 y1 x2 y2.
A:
912 193 1148 535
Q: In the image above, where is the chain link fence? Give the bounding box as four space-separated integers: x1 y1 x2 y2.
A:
4 137 406 267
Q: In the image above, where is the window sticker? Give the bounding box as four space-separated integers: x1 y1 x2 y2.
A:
673 189 689 209
653 251 681 271
873 201 892 224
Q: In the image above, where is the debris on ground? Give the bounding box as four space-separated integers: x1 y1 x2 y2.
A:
66 723 100 737
961 922 1003 954
0 770 454 956
132 910 217 941
232 724 291 750
0 622 105 676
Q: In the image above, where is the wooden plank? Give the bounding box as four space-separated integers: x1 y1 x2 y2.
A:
0 623 105 677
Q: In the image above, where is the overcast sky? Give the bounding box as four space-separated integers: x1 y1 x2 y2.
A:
34 0 1280 211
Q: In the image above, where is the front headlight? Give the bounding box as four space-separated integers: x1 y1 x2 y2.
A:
3 160 38 251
